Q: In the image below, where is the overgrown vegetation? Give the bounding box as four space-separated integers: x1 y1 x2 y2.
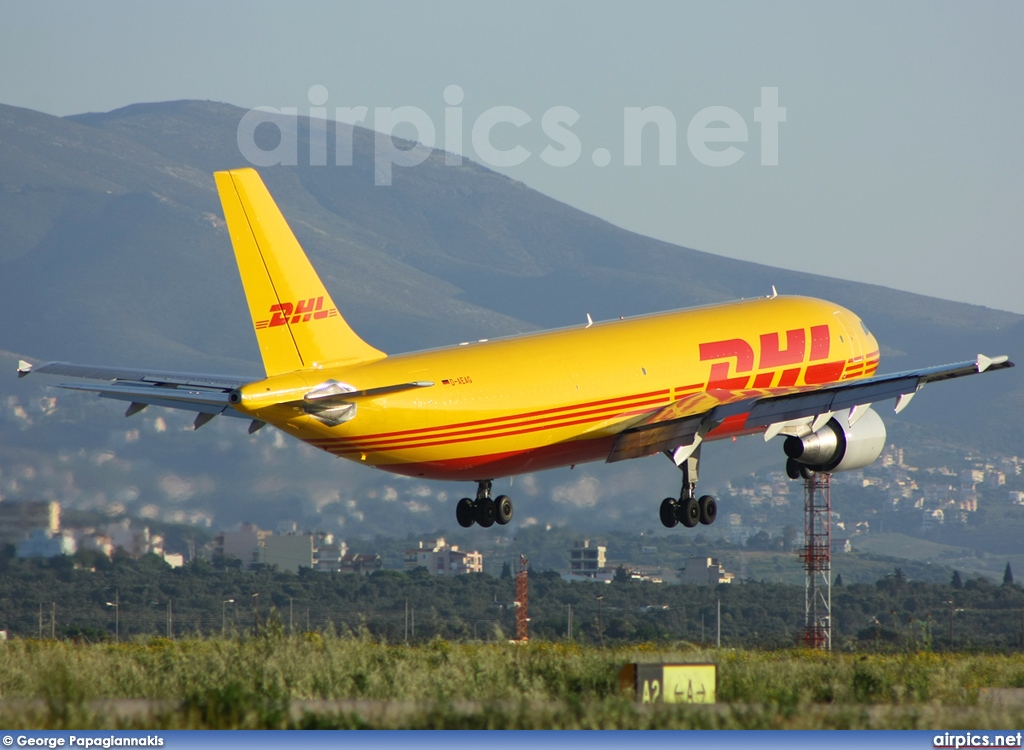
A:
3 637 1024 728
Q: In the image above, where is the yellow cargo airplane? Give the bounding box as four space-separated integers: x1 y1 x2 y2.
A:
18 168 1014 530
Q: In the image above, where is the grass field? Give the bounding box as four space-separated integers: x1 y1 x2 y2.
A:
4 634 1024 728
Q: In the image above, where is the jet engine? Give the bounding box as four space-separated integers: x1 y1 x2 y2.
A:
783 406 886 475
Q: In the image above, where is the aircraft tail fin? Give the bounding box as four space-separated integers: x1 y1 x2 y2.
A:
214 168 386 376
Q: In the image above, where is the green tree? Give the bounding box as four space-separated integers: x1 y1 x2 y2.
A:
1004 563 1014 585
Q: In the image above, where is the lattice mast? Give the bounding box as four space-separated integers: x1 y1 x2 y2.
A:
800 472 832 649
515 554 529 642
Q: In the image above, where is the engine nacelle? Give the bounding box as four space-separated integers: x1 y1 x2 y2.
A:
783 406 886 474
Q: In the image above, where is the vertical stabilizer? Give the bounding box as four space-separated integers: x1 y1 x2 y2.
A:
214 168 385 376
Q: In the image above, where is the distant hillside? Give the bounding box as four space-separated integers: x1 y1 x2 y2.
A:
0 99 1020 542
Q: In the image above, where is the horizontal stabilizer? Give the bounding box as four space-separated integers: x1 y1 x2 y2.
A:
26 360 254 419
23 361 251 390
55 382 245 417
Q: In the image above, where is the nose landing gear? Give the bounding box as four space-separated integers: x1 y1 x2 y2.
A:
456 480 513 529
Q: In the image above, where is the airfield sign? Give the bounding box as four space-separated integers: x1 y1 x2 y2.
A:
619 662 717 704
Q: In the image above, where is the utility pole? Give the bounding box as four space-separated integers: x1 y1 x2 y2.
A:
404 599 408 642
252 593 259 637
597 595 605 648
289 597 294 635
51 602 55 639
105 591 120 643
167 600 173 639
222 599 234 635
38 603 42 639
567 604 573 640
515 554 529 642
717 598 721 648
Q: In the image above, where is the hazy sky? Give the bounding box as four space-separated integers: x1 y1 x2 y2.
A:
3 1 1023 313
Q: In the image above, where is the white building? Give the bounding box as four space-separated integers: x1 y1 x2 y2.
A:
16 529 77 558
312 532 349 572
0 500 60 544
569 539 607 578
678 557 735 586
404 538 483 576
214 523 269 566
260 533 314 573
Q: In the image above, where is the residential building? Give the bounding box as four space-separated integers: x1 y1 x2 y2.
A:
312 532 349 572
569 539 606 578
404 538 483 576
260 532 314 573
214 523 269 566
0 500 60 544
678 557 735 586
16 529 76 558
337 552 383 575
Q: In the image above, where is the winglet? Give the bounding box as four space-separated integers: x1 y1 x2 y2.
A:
16 360 32 378
977 354 1010 373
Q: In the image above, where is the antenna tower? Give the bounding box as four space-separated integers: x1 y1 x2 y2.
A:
800 472 832 649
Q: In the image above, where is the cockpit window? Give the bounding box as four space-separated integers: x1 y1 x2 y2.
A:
859 319 872 337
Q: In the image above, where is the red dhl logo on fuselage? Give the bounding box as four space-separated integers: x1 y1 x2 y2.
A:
254 296 339 330
692 325 877 394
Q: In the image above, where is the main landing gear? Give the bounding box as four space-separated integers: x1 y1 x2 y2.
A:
659 446 717 529
456 480 513 529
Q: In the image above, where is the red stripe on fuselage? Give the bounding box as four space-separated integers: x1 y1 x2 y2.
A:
308 388 671 446
324 403 662 455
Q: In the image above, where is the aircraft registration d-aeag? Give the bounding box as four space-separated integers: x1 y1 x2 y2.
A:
19 168 1014 530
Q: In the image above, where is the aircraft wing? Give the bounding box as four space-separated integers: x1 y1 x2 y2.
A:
608 354 1014 463
17 360 257 428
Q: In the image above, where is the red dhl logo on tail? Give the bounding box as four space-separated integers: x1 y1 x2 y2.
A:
254 296 339 330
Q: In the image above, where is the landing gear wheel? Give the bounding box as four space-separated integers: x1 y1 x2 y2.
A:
475 497 497 528
786 458 814 480
495 495 513 525
678 496 700 528
698 495 717 526
456 497 475 528
660 498 678 528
